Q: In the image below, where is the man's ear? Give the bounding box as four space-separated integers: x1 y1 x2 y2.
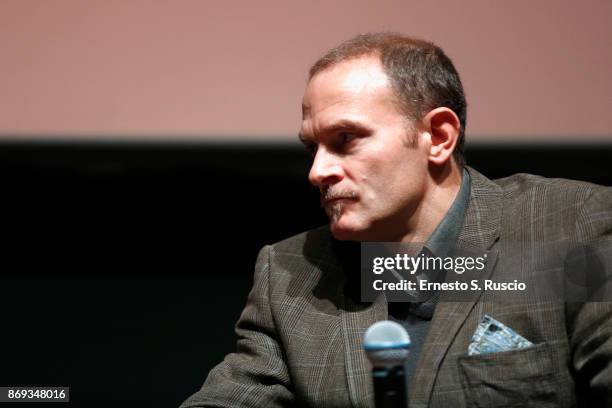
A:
421 107 460 166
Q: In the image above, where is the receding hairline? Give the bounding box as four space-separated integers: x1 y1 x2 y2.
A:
306 41 426 128
308 32 434 79
302 54 409 124
305 53 393 100
308 50 383 81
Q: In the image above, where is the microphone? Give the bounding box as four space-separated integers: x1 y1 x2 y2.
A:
363 320 411 408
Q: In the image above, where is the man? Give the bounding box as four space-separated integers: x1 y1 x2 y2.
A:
182 33 612 407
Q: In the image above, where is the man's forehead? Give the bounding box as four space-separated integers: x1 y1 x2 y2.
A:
302 56 391 119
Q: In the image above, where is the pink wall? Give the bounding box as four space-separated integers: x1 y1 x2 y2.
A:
1 0 611 141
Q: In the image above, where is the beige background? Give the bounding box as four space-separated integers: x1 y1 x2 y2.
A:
1 0 611 141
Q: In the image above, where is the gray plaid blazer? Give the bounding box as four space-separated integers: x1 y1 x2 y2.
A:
181 167 612 407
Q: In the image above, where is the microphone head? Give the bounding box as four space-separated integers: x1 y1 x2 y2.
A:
363 320 411 367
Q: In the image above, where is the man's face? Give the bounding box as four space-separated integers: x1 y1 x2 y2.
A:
300 56 430 242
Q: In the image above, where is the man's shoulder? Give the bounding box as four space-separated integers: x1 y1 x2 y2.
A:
265 225 342 269
468 166 610 205
468 167 612 240
492 171 605 196
258 226 352 301
269 225 332 253
492 171 612 212
265 225 359 274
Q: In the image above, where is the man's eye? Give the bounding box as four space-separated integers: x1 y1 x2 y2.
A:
340 133 357 144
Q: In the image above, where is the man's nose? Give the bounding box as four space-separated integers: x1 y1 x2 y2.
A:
308 147 344 188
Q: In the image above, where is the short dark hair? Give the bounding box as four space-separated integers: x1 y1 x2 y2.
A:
309 33 467 167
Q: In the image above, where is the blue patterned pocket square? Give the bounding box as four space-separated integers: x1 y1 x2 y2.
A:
468 315 534 356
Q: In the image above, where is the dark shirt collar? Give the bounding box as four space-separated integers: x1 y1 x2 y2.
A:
401 170 471 319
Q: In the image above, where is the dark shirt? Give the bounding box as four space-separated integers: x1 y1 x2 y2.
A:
388 170 471 385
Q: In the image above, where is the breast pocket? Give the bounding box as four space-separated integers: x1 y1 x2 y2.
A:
458 342 559 407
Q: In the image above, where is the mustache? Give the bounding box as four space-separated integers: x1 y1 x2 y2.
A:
320 187 357 205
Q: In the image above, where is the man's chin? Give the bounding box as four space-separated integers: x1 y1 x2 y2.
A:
329 221 365 242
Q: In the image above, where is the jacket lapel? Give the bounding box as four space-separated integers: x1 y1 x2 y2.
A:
408 167 503 407
342 291 387 408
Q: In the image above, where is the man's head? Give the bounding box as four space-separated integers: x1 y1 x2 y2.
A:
300 33 466 242
309 33 467 167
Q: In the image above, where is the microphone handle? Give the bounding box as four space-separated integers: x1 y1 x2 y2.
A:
372 365 407 408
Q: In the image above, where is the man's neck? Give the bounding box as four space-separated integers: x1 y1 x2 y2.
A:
400 162 463 243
